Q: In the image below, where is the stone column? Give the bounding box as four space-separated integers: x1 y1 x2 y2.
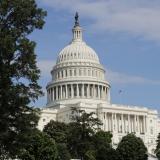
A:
93 84 96 98
121 114 124 133
111 113 113 132
106 113 108 131
115 113 117 133
98 85 100 99
104 87 106 100
137 115 139 133
60 85 62 99
134 115 136 132
71 84 74 98
47 90 49 103
82 84 84 97
128 114 131 133
52 87 54 101
143 115 146 133
56 86 58 100
65 85 68 99
87 84 90 98
145 116 147 132
77 84 79 98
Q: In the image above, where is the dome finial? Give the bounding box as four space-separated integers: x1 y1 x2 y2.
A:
75 12 79 27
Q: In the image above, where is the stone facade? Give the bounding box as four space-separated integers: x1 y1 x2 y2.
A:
38 14 160 155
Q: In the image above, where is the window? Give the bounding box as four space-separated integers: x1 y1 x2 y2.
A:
70 70 72 76
79 69 82 76
74 69 76 76
88 69 91 76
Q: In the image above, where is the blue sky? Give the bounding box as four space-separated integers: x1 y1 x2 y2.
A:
31 0 160 111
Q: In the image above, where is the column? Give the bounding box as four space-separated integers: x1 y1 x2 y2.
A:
52 88 54 101
106 113 108 131
137 115 139 133
87 84 90 98
108 89 111 102
60 85 62 99
121 114 124 133
145 116 147 132
104 87 106 100
134 115 137 132
47 90 49 103
77 84 79 98
111 113 114 132
71 84 74 98
143 115 146 133
98 85 100 99
115 113 117 133
65 85 68 99
55 86 58 100
128 114 131 133
82 84 84 97
93 84 96 98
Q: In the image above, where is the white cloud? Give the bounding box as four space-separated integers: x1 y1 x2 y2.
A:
106 69 160 85
41 0 160 42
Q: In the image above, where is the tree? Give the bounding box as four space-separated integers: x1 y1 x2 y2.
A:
96 146 117 160
0 0 46 157
92 131 117 160
56 143 71 160
155 133 160 159
43 120 69 143
67 108 102 160
117 134 148 160
18 130 58 160
43 120 71 160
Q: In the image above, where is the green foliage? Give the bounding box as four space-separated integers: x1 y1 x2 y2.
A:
117 133 148 160
93 130 112 146
92 131 117 160
43 120 71 160
18 130 58 160
155 133 160 159
67 108 102 160
0 0 46 157
43 120 69 143
56 143 71 160
96 146 117 160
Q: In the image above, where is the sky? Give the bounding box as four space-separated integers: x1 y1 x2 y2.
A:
31 0 160 111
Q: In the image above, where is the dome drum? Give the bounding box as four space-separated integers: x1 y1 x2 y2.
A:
46 82 110 106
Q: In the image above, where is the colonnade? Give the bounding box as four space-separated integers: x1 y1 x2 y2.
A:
102 112 147 134
47 83 109 102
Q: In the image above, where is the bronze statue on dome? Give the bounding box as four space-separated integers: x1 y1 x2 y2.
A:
75 12 79 27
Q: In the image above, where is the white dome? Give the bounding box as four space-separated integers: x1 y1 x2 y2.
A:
56 20 100 64
57 41 100 64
